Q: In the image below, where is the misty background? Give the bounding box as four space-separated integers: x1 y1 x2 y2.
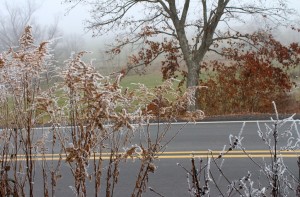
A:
0 0 299 74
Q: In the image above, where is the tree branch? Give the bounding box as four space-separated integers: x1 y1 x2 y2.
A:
180 0 190 26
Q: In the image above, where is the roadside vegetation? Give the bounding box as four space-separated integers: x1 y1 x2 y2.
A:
197 31 300 115
0 27 203 197
121 70 300 117
120 30 300 117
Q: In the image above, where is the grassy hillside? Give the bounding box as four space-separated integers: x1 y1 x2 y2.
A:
120 72 184 90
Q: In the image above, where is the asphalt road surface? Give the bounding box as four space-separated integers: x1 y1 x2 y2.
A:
20 120 300 196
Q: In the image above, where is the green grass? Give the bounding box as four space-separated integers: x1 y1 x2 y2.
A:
120 73 165 89
120 72 185 90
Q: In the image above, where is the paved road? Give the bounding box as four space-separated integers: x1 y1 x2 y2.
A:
21 120 300 196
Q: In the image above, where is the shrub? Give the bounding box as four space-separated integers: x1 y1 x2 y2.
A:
198 31 300 115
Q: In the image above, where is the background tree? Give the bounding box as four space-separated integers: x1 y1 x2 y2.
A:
64 0 298 111
0 0 92 74
0 0 61 51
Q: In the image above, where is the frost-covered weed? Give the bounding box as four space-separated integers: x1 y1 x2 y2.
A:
179 102 300 196
0 26 204 197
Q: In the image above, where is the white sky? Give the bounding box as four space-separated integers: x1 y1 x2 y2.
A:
2 0 300 43
34 0 90 36
34 0 300 34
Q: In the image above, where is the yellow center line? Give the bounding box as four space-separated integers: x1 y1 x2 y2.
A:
11 150 300 157
157 155 300 159
164 150 300 154
7 155 300 161
4 150 300 161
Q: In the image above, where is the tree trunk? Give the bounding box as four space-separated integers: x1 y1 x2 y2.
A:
186 60 200 111
175 29 203 111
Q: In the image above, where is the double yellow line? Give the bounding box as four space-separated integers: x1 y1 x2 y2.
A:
5 150 300 161
160 150 300 159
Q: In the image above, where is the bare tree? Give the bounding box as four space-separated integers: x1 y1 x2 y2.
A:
64 0 298 111
0 0 61 51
